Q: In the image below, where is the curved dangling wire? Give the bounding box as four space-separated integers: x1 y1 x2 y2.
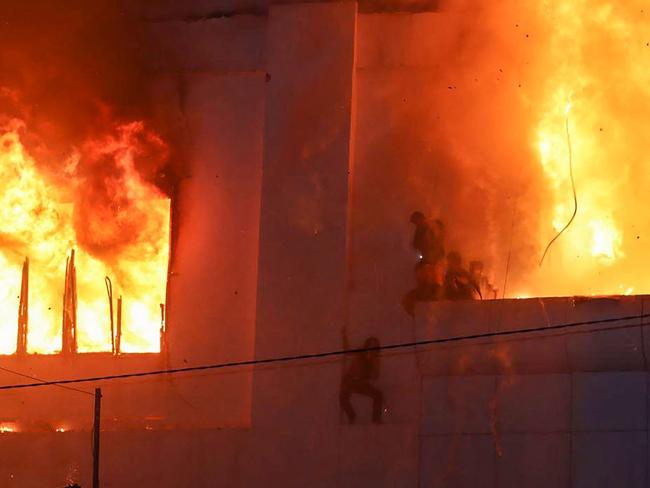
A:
539 106 578 267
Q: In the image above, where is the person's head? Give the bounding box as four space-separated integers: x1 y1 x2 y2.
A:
447 251 462 270
410 211 425 225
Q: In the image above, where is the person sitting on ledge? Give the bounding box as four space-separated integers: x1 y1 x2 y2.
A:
469 260 497 300
443 251 476 301
401 260 443 316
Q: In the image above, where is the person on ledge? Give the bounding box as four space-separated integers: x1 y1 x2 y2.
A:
469 260 497 300
401 261 443 316
443 251 477 301
340 327 384 424
410 211 445 270
403 211 446 316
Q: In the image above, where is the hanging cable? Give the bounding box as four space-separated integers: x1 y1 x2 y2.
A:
539 105 578 266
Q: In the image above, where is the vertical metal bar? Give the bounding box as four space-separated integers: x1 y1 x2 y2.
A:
16 257 29 355
164 197 173 359
62 255 70 354
62 250 78 354
104 277 115 355
92 387 102 488
70 250 77 354
159 303 166 354
116 297 122 355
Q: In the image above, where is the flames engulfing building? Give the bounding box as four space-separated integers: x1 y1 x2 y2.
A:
1 0 650 486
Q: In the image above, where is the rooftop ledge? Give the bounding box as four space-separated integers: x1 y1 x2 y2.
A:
412 294 650 376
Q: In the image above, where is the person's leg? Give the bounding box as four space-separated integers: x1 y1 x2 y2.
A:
354 382 384 424
369 385 384 424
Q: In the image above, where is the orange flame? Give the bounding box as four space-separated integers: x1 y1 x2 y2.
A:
0 120 169 354
514 1 650 297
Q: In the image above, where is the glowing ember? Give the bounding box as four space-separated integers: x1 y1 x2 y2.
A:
0 120 170 354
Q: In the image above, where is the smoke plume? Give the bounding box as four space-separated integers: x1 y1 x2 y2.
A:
0 0 173 262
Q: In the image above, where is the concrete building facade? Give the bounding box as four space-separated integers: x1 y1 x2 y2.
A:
0 2 648 487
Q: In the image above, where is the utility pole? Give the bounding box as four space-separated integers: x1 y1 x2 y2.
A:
92 388 102 488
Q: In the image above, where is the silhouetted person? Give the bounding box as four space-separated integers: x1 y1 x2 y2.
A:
403 212 445 315
340 328 383 424
444 251 476 300
468 260 484 299
469 260 497 300
410 211 445 269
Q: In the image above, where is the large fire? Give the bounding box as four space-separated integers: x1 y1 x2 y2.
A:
512 1 650 297
0 120 170 354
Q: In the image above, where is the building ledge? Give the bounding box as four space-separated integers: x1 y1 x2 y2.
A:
413 295 650 376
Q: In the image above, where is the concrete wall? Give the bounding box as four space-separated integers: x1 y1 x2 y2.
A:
164 70 265 427
416 295 650 488
252 0 356 424
2 294 649 487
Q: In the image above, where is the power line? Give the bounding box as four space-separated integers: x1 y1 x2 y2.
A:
1 311 649 392
0 365 94 396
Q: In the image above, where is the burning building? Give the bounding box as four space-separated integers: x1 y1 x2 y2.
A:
0 0 649 486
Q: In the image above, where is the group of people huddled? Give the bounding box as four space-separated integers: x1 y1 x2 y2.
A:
402 211 496 316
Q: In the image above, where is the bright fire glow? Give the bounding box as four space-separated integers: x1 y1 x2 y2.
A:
518 1 650 297
0 120 170 354
0 422 18 433
537 93 624 267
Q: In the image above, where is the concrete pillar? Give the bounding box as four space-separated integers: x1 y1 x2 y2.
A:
166 72 266 427
251 0 357 449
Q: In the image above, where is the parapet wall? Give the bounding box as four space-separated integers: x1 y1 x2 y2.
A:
413 295 650 488
414 295 650 375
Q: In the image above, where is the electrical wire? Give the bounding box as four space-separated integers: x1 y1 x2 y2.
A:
1 311 648 392
0 365 94 396
539 110 578 266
